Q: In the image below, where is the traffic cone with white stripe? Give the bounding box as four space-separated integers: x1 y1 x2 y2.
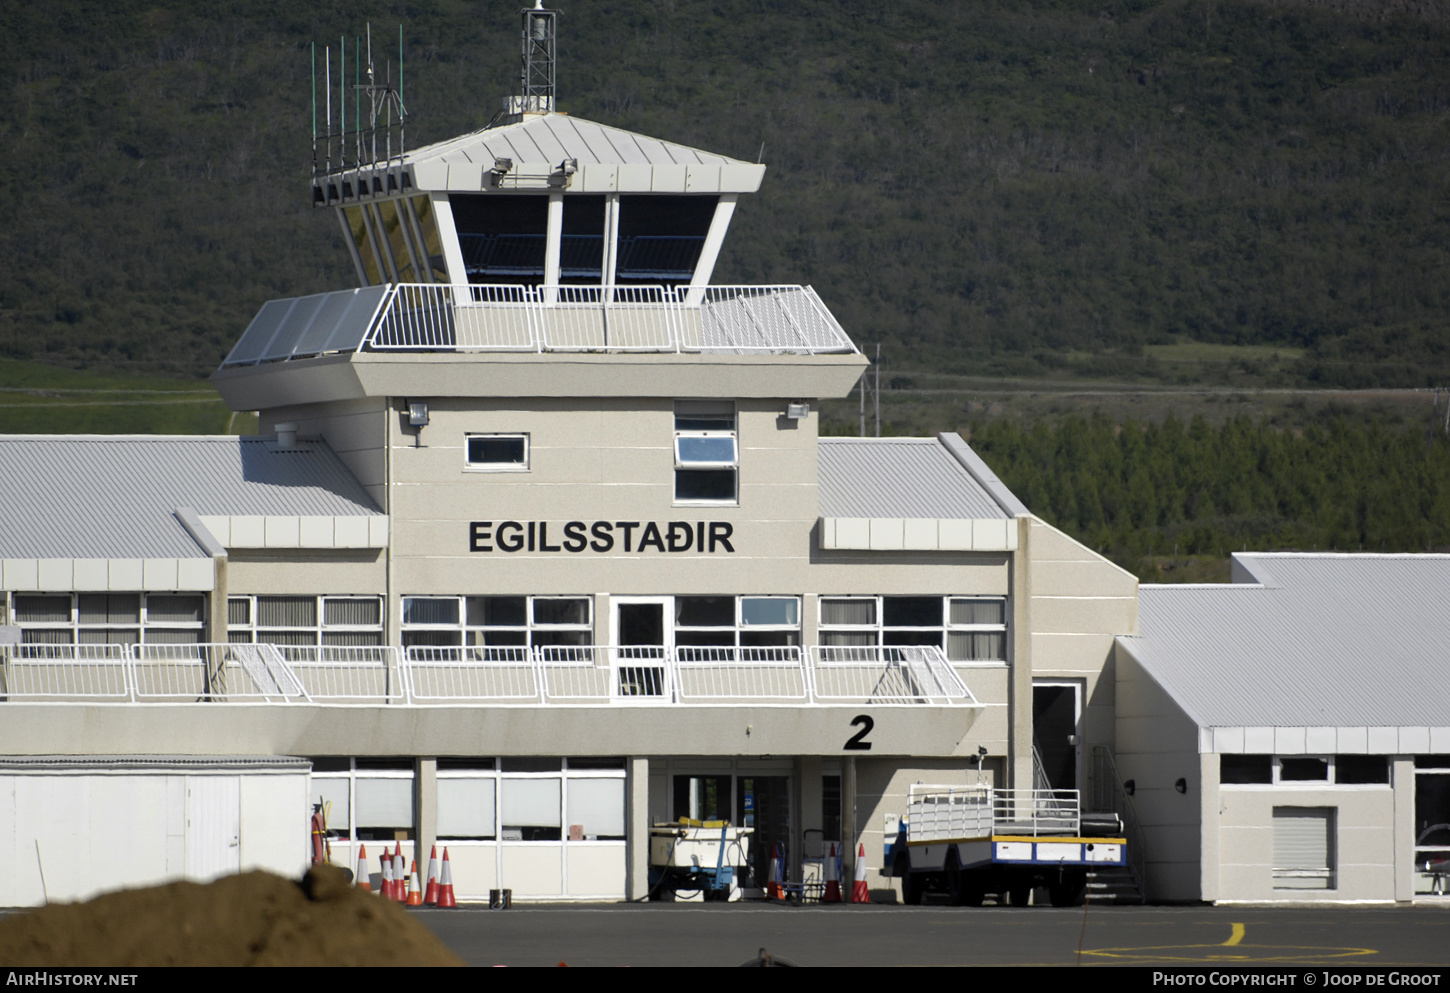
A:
424 845 440 905
406 860 424 906
766 843 784 900
850 843 871 903
436 848 458 908
393 846 407 903
356 844 372 891
380 849 395 900
822 842 842 902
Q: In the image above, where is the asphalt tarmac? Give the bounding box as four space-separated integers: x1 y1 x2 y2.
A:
416 902 1450 968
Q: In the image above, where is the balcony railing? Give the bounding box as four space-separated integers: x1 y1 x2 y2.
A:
219 283 858 368
0 643 974 707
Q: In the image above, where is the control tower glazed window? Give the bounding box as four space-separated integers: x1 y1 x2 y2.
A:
674 401 737 505
451 195 549 286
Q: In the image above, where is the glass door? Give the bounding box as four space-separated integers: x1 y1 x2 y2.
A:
613 597 671 700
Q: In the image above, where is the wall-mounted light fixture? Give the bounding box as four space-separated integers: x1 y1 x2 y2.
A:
1175 777 1188 794
489 157 514 184
407 401 429 449
786 403 810 420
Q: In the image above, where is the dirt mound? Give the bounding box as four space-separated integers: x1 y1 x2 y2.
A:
0 865 466 967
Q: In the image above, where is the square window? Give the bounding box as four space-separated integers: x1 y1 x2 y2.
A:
467 434 529 471
1221 755 1273 784
1280 757 1330 782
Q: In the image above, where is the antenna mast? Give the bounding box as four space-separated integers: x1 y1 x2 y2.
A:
310 22 409 206
508 3 558 116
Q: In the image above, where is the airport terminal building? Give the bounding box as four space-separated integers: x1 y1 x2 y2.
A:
1 11 1445 908
0 27 1139 905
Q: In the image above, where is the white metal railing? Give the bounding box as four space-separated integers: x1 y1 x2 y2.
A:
276 645 403 703
130 643 308 702
906 785 1081 842
809 645 972 704
673 646 810 702
0 644 132 701
404 646 540 702
360 283 857 356
535 645 673 703
906 786 996 842
0 642 978 707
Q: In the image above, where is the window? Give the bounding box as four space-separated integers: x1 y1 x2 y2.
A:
1415 757 1450 895
1273 806 1335 890
228 595 383 648
818 596 1007 662
674 401 736 505
466 434 529 472
307 758 414 844
435 758 626 843
451 194 549 286
401 595 592 650
947 598 1008 661
1218 755 1391 786
12 592 206 646
673 595 801 653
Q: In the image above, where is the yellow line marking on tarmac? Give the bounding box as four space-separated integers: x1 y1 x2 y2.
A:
1080 944 1377 964
1224 923 1245 946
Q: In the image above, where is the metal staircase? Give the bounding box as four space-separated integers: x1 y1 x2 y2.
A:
1086 745 1147 904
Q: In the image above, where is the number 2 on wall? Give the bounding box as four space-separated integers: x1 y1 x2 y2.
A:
844 714 874 751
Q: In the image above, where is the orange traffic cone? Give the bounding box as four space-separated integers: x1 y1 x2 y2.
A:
381 849 395 900
406 860 424 906
356 844 371 890
436 848 457 908
850 843 871 903
766 843 784 900
393 846 407 903
822 842 842 903
424 845 440 905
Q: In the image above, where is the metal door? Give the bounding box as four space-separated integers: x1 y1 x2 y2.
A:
185 776 241 882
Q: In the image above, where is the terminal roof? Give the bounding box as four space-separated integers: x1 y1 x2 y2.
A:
1121 553 1450 730
817 435 1026 520
0 436 380 559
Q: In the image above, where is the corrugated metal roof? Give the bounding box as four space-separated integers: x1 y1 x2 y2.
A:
408 113 747 169
817 438 1015 519
0 436 382 559
1123 553 1450 729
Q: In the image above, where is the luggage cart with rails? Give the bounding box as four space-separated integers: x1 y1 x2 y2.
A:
882 784 1127 906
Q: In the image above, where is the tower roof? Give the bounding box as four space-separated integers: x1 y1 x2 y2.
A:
403 112 765 195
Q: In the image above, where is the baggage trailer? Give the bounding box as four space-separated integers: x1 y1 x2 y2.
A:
882 785 1126 906
648 821 753 901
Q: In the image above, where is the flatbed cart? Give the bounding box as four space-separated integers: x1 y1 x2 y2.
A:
648 820 753 901
882 784 1127 906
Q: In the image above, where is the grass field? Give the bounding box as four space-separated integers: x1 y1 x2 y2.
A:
0 359 255 435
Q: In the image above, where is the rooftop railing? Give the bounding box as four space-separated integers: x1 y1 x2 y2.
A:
219 282 858 368
0 643 974 707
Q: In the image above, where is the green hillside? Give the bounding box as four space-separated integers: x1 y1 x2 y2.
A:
2 0 1448 384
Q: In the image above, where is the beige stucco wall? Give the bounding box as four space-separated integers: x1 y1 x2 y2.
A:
1215 785 1396 903
1114 644 1203 901
1028 517 1139 797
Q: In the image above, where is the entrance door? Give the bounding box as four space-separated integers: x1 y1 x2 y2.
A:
613 598 671 699
737 776 790 891
1032 682 1082 793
